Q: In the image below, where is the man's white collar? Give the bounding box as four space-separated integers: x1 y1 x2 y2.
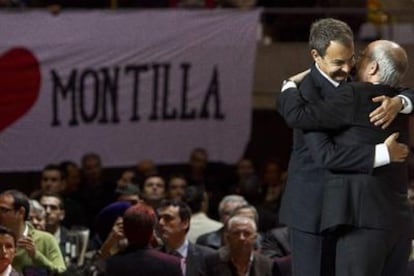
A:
315 63 341 87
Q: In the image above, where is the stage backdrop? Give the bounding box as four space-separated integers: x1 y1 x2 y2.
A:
0 9 260 172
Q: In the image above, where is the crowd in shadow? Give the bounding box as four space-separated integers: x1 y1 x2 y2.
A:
0 148 294 275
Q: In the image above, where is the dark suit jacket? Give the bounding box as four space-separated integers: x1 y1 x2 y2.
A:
160 241 215 276
276 63 375 233
105 246 182 276
260 226 290 258
204 247 278 276
196 228 263 252
277 69 414 232
187 242 216 276
196 228 223 250
58 226 71 258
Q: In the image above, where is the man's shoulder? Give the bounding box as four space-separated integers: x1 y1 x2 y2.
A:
30 228 54 240
347 82 398 96
189 242 216 255
28 226 59 247
110 247 180 264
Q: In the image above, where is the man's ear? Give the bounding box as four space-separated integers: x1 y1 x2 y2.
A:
59 210 65 221
182 219 189 232
368 60 379 76
18 207 25 220
311 49 321 62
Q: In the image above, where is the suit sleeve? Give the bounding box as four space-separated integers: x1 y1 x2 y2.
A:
277 85 355 130
277 80 375 173
32 233 66 274
397 87 414 113
304 131 375 173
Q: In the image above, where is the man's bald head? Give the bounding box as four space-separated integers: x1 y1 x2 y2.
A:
358 40 408 86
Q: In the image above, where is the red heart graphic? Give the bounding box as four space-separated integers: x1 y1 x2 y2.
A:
0 48 41 132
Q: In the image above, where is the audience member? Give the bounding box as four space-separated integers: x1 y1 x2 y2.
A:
0 226 21 276
39 193 72 260
196 195 247 249
259 158 285 215
184 186 222 243
236 175 279 232
28 200 46 231
185 148 209 187
60 161 81 196
135 159 158 184
230 204 267 251
0 190 66 274
167 173 188 201
116 169 137 188
104 203 182 276
140 174 166 209
80 153 116 231
235 158 256 184
156 199 215 276
88 201 131 256
31 163 86 229
114 183 141 205
59 160 87 228
30 164 66 199
204 215 279 276
184 147 228 220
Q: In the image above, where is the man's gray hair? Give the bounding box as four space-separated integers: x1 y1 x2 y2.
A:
309 18 354 57
227 215 257 232
29 199 45 217
370 40 408 87
218 195 247 216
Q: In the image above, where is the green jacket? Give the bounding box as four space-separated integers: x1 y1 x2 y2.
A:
13 223 66 274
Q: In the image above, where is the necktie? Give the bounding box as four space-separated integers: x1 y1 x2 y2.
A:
170 250 185 275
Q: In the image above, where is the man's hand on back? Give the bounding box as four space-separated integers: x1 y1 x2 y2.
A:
384 132 409 162
370 96 403 129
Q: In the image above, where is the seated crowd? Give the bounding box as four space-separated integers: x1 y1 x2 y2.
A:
0 148 292 275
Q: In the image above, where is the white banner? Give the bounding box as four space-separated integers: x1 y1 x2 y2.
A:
0 9 260 171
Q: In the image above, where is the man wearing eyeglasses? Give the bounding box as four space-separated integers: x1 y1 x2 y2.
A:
0 189 66 274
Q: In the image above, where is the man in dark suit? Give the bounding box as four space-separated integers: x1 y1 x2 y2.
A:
196 195 247 250
278 40 413 276
204 215 279 276
104 203 182 276
276 18 413 276
157 199 216 276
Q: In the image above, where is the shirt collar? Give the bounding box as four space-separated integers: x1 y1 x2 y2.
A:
169 239 189 259
23 223 29 237
315 62 341 87
54 227 61 244
0 264 12 276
